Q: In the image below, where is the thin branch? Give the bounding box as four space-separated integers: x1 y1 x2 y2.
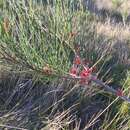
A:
57 74 130 103
0 124 27 130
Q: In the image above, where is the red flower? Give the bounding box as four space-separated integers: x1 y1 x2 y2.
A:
69 67 78 77
86 67 93 73
80 69 90 78
73 56 81 65
116 88 124 97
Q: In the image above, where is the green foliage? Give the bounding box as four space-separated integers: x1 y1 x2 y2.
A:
0 0 93 79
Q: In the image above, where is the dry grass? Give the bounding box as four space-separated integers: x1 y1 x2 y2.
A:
94 0 130 14
0 74 102 130
96 21 130 41
95 21 130 65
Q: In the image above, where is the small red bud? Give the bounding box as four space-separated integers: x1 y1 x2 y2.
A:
80 69 89 78
116 88 123 97
73 56 81 65
69 67 77 77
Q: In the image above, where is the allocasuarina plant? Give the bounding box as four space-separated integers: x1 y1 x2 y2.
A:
67 47 130 103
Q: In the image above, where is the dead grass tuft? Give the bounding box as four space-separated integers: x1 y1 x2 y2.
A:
96 21 130 41
94 0 130 14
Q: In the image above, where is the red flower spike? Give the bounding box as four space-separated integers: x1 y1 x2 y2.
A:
83 66 93 73
69 67 78 77
87 68 93 73
80 69 89 78
73 56 81 65
116 89 124 97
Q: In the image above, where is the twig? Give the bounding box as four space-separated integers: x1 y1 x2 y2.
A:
90 76 130 103
0 124 27 130
57 74 130 103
